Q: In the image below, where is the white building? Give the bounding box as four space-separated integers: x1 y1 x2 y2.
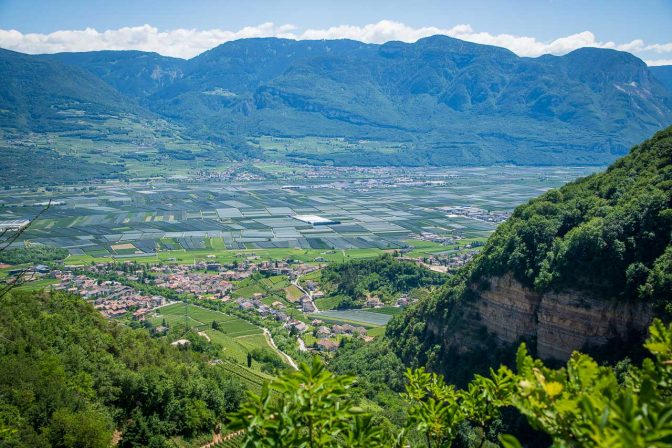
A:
0 219 29 232
293 215 340 226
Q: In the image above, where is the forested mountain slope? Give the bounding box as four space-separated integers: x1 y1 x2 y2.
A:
651 65 672 93
0 48 149 133
40 50 186 97
0 291 244 447
145 37 672 165
0 48 243 186
387 125 672 383
2 36 669 167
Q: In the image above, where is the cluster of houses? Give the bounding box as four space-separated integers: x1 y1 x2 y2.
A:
152 267 234 300
53 272 167 319
193 165 266 182
162 260 255 280
442 251 481 270
399 233 484 272
299 280 325 312
187 257 319 281
236 295 291 323
78 258 321 302
310 319 372 352
259 260 320 279
414 231 463 245
284 318 373 353
441 206 511 223
409 250 481 272
232 290 375 354
44 258 386 356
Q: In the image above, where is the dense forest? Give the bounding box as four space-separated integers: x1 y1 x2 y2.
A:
386 126 672 382
320 254 446 306
3 287 671 446
0 291 244 447
0 245 69 265
472 125 672 304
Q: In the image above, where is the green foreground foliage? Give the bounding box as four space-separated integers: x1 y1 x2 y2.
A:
230 319 672 447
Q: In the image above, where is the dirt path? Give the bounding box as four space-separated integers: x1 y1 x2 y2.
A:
264 328 298 370
293 274 319 312
297 337 307 352
198 331 211 342
200 429 245 448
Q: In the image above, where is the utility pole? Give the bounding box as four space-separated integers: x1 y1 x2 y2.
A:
184 302 189 332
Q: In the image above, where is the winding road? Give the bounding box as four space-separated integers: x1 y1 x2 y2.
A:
292 274 319 312
264 328 298 370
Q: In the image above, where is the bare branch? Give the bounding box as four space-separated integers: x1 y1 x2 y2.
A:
0 200 52 298
0 199 52 252
0 266 39 299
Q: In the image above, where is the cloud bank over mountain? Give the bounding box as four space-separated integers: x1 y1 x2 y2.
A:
1 20 670 64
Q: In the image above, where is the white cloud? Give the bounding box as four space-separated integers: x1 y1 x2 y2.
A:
0 20 670 63
646 58 672 67
645 43 672 53
0 23 299 58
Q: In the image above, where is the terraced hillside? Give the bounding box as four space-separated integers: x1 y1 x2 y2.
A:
149 303 287 388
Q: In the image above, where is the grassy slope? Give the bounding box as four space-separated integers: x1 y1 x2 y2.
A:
149 303 286 378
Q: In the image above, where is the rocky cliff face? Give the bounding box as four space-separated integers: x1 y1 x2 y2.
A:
454 274 654 361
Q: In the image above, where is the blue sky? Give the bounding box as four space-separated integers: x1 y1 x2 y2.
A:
0 0 671 64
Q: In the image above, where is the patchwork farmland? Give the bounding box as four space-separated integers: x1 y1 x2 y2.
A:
0 166 597 261
149 303 286 385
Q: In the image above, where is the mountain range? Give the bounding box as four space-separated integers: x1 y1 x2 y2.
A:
2 36 672 170
651 65 672 93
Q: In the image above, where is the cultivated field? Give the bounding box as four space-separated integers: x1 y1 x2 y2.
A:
149 303 286 382
1 166 598 263
313 309 394 326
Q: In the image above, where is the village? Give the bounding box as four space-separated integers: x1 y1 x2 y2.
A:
440 205 512 223
39 253 413 356
3 211 496 359
52 271 168 319
14 235 478 311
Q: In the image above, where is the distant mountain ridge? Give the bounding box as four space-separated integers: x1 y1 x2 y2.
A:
0 48 149 132
2 36 672 167
651 65 672 94
40 50 186 97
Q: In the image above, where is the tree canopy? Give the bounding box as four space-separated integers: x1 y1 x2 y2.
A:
0 291 244 447
231 319 672 447
320 254 445 305
472 126 671 308
387 126 672 382
0 245 68 265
